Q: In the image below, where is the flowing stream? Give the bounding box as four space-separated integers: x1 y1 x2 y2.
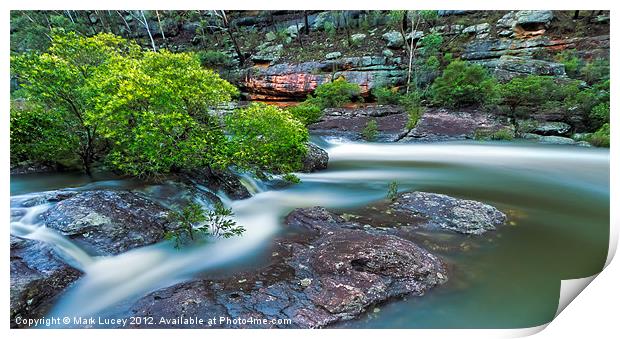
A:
10 138 609 328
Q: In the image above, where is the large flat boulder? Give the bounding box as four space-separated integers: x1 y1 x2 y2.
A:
128 207 447 328
42 190 172 255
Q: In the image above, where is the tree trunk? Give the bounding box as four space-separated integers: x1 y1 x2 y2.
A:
155 10 166 39
304 11 310 34
138 10 157 52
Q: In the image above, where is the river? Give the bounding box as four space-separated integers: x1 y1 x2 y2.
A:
10 138 609 328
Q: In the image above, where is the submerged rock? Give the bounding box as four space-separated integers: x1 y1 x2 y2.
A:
392 192 506 235
42 190 172 255
10 237 81 328
129 207 447 328
301 143 329 173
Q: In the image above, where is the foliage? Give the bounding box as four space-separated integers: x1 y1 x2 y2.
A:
399 91 423 130
587 123 610 148
288 102 323 125
10 32 140 173
165 201 244 248
89 49 239 177
497 76 580 127
554 49 582 78
226 103 309 174
474 127 515 141
197 50 232 69
564 79 609 130
311 78 361 108
430 60 498 108
372 87 400 105
283 173 301 184
590 102 610 128
361 119 379 141
580 58 610 85
10 100 78 166
386 180 399 202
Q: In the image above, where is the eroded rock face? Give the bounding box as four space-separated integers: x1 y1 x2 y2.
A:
42 190 172 255
400 108 509 142
241 57 405 100
492 55 566 81
10 237 81 328
129 207 447 329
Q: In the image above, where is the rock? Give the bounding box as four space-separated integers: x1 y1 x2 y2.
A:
311 11 332 31
10 237 82 328
382 31 404 48
401 108 509 142
286 24 304 38
392 192 506 235
405 31 424 41
462 35 610 63
515 10 554 28
325 51 342 60
538 135 577 145
178 168 251 200
497 11 517 30
533 122 572 136
301 143 329 173
241 57 405 100
129 207 447 328
350 33 366 45
437 10 475 17
382 49 394 58
308 104 408 142
10 161 57 175
493 55 566 81
252 44 283 64
265 31 277 42
41 190 172 255
462 23 490 36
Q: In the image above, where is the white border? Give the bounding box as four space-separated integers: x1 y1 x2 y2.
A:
2 1 617 338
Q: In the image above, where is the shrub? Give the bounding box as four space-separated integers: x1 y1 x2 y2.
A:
580 59 610 85
372 87 400 105
10 100 79 166
165 201 244 248
283 173 301 184
430 60 497 108
554 49 582 78
361 119 379 141
590 102 610 128
226 103 309 174
399 91 423 130
197 50 232 69
587 123 610 147
312 78 361 108
386 180 399 202
288 102 323 125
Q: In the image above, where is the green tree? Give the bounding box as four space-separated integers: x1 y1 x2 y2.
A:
226 103 309 175
88 49 238 177
11 32 139 174
430 60 498 108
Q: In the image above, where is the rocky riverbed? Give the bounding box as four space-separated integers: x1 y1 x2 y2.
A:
10 184 506 328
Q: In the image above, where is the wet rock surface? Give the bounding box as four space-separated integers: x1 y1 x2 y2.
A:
42 190 172 255
10 237 82 328
400 108 508 142
128 207 448 328
301 143 329 173
309 104 409 142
